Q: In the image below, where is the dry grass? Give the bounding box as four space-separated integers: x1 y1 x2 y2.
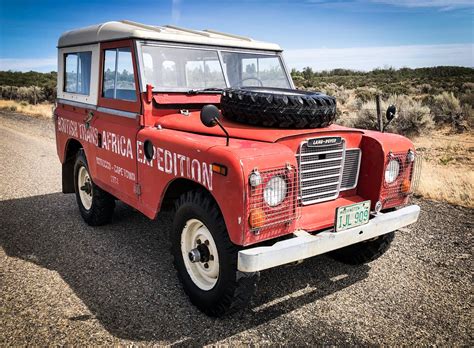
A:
413 129 474 207
0 100 53 119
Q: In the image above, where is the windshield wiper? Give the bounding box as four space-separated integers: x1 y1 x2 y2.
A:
186 88 224 95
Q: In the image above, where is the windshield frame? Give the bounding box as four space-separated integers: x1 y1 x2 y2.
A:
135 40 295 92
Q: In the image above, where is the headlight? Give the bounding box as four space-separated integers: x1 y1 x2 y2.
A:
249 171 262 187
263 176 287 207
385 159 400 184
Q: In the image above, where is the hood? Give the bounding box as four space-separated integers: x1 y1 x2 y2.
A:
157 110 363 143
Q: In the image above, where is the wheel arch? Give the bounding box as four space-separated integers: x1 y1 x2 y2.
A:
62 138 83 193
161 177 223 214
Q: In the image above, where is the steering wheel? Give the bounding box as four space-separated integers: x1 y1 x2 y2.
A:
237 77 264 87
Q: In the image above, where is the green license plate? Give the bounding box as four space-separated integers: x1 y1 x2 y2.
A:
335 200 371 232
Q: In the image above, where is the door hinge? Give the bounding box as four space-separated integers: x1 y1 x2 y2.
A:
134 183 141 196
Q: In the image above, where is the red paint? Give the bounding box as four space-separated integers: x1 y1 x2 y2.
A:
55 38 416 247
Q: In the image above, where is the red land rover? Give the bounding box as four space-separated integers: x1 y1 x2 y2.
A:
55 21 421 316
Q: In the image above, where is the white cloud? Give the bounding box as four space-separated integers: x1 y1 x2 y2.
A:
283 43 474 71
0 58 57 72
369 0 474 9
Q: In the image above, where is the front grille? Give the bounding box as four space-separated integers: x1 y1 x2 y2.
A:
297 139 345 204
341 149 361 190
297 138 362 205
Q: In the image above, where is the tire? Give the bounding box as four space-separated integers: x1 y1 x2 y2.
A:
171 190 259 317
329 232 395 265
220 87 337 129
74 149 115 226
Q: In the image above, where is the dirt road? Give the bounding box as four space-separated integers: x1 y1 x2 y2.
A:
0 111 471 345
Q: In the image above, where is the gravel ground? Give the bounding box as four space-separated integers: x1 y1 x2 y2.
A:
0 111 472 346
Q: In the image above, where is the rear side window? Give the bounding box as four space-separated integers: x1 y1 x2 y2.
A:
102 48 136 101
64 52 92 94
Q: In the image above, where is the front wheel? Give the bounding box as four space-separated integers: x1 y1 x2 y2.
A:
171 190 259 317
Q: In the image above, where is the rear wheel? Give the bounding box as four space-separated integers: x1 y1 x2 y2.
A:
171 190 259 317
74 150 115 226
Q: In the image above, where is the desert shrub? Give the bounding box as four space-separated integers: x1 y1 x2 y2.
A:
0 85 51 103
349 95 432 136
336 86 350 105
321 83 350 105
354 87 377 103
292 74 305 87
462 82 474 91
20 101 28 106
350 100 379 130
384 95 433 136
461 104 474 128
459 91 474 108
418 83 432 94
429 92 469 131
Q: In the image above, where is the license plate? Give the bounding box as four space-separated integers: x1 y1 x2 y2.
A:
335 200 371 232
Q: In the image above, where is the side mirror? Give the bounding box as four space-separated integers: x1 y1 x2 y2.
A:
200 104 220 127
200 104 230 146
386 105 397 121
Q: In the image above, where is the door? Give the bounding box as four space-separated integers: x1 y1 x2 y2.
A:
90 40 142 207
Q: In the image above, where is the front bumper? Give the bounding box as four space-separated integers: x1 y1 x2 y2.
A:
238 204 420 272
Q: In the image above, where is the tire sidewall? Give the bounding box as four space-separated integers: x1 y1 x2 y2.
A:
221 87 337 129
172 199 237 309
73 151 95 220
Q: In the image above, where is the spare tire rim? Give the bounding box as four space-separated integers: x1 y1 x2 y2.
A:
181 218 219 291
78 166 93 210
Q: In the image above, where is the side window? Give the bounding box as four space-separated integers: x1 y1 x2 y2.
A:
64 52 92 94
102 48 136 101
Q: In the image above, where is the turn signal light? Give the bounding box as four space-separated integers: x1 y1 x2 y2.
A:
211 163 227 176
401 178 411 193
249 208 265 229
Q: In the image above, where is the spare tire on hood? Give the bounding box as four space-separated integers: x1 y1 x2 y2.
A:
220 87 337 129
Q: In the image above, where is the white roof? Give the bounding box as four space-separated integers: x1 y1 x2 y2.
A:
58 20 282 51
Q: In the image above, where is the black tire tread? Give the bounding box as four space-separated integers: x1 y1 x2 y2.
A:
220 87 337 129
172 190 259 317
329 232 395 265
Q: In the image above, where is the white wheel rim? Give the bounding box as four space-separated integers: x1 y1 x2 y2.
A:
181 219 219 291
78 166 93 210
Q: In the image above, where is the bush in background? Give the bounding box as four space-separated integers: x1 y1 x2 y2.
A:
429 92 470 132
344 95 433 136
0 85 54 103
385 95 433 136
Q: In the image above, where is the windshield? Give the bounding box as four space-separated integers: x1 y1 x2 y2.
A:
140 45 291 91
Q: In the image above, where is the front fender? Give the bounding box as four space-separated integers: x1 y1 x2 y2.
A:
136 127 295 246
358 131 415 209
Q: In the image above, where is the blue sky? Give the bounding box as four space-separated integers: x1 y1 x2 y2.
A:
0 0 473 72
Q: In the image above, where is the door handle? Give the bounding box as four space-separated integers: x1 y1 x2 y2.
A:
84 111 93 129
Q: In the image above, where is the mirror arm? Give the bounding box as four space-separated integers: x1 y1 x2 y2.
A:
215 118 229 146
382 118 393 133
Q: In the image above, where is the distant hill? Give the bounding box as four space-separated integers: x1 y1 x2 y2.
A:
290 66 474 97
0 66 472 105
